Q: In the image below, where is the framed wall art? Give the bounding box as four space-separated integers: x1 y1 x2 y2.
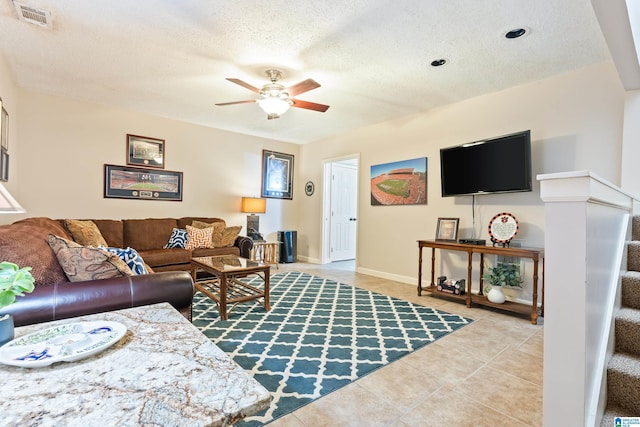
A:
435 217 459 242
0 149 8 182
261 150 294 200
104 164 182 201
370 157 427 205
126 134 165 168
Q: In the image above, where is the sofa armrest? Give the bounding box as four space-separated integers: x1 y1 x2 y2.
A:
235 235 254 258
1 271 194 327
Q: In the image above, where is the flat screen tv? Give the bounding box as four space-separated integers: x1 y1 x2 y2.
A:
440 130 532 197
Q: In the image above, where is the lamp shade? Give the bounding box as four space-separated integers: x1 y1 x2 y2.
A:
241 197 266 214
0 183 24 213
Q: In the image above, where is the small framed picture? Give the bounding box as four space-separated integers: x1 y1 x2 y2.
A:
126 134 165 169
261 150 294 200
436 217 459 241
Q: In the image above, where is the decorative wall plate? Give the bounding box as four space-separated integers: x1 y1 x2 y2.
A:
305 181 315 196
488 212 519 245
0 321 127 368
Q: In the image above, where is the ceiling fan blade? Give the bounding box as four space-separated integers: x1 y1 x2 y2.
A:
286 79 320 96
226 78 260 94
291 99 330 112
215 100 256 106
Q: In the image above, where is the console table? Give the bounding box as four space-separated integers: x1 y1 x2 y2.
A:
417 240 544 324
0 303 270 425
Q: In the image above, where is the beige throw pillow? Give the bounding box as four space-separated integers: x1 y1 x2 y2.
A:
219 225 242 247
47 234 134 282
65 219 108 247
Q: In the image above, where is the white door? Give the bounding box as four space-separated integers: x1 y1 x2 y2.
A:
330 163 357 261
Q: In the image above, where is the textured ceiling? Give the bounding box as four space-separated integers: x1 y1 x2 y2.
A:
0 0 615 143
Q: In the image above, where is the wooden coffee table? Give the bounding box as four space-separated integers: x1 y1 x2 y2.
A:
191 255 271 320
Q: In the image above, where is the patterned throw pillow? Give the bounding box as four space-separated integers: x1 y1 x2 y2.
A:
185 225 213 250
65 219 108 247
100 247 149 275
219 225 242 247
191 220 226 247
47 234 134 282
164 228 188 249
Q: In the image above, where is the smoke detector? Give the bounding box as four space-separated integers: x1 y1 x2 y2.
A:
13 1 52 30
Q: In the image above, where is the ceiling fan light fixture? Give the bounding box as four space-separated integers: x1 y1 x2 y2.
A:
257 97 292 116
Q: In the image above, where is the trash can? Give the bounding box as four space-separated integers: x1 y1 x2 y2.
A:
277 230 297 263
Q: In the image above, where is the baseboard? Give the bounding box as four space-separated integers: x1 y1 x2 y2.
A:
356 266 415 286
295 255 322 264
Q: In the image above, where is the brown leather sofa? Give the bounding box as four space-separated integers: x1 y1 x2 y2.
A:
0 216 250 327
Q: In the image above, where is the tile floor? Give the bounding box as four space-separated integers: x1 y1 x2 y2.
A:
266 260 543 427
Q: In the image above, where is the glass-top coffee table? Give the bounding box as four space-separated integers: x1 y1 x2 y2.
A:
191 255 271 320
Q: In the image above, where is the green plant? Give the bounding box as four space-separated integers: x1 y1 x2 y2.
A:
0 261 35 308
482 262 523 288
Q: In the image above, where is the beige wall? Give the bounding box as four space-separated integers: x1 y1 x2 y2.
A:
0 53 21 223
299 61 625 291
11 88 300 242
621 90 640 196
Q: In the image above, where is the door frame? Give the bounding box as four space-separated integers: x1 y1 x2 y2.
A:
321 153 360 264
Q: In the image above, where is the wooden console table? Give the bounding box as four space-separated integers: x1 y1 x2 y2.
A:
417 240 544 324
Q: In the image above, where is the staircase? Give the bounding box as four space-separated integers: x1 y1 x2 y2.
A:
600 216 640 425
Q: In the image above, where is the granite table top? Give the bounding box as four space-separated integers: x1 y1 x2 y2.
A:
0 303 270 427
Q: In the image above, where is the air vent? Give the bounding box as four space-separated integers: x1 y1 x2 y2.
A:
13 1 52 29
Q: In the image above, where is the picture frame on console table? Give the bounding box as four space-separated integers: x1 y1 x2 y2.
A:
435 217 459 241
104 164 183 201
261 150 294 200
126 134 165 169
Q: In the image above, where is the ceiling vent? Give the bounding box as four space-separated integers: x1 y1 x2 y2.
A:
13 1 52 29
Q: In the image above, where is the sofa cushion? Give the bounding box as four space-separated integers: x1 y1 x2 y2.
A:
0 217 71 286
123 218 178 251
137 248 192 268
164 228 188 249
185 225 213 249
48 235 134 282
92 219 124 248
64 219 108 247
101 246 149 275
191 246 240 258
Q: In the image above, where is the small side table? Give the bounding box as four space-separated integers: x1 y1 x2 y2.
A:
250 241 279 269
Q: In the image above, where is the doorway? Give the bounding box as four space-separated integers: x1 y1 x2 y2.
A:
322 155 359 266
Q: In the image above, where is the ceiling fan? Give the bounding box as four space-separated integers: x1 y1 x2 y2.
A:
215 69 330 120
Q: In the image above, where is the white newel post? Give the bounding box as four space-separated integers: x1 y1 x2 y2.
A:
538 171 637 427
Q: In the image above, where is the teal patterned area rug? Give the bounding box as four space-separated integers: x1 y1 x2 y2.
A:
192 271 472 426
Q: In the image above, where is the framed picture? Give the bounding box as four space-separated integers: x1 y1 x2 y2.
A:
0 148 7 182
126 134 164 168
1 105 8 151
436 217 459 241
104 164 182 201
261 150 294 200
370 157 427 205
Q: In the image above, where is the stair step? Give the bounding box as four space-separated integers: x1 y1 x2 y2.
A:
615 308 640 356
633 216 640 241
600 405 637 427
627 241 640 272
622 271 640 310
607 352 640 414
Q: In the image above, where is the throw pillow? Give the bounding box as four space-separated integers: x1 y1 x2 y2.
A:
164 228 188 249
47 234 134 282
64 219 108 247
185 225 213 250
192 220 226 247
100 247 149 275
220 225 242 247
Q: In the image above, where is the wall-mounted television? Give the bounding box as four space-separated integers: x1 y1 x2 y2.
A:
440 130 532 197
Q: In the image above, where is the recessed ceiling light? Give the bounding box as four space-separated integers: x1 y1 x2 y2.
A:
430 59 447 67
505 28 528 39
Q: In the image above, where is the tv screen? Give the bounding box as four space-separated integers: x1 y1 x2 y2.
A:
440 130 532 197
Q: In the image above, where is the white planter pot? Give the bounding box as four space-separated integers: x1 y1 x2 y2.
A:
487 286 506 304
0 313 14 346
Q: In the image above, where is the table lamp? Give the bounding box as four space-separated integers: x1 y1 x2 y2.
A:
241 197 266 240
0 183 24 213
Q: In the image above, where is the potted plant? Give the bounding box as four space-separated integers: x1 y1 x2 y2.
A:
0 261 35 345
482 262 523 304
